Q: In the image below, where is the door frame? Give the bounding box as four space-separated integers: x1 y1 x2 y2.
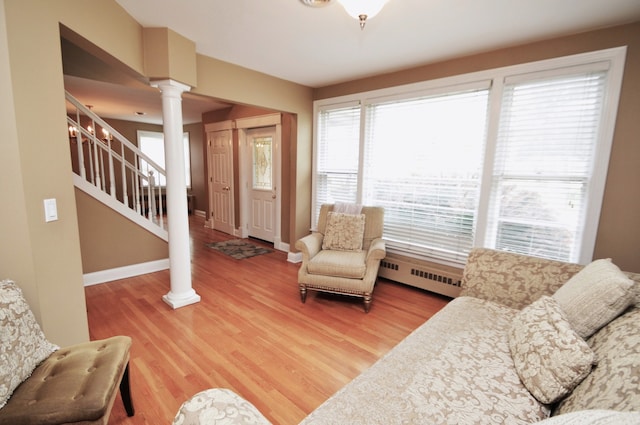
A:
237 113 282 250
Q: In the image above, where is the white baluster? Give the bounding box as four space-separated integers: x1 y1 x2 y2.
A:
148 170 155 221
134 156 141 214
106 136 116 197
120 140 129 207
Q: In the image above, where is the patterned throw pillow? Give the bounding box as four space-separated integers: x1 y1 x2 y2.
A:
0 280 58 408
553 259 634 339
508 296 596 404
322 212 365 251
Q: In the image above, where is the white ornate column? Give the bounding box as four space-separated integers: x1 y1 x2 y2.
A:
152 79 201 309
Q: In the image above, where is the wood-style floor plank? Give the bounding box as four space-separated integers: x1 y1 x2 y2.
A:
85 215 451 424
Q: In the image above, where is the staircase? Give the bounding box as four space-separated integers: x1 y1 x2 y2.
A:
66 91 168 241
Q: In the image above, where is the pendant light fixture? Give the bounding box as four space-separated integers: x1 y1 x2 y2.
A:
336 0 390 29
300 0 390 29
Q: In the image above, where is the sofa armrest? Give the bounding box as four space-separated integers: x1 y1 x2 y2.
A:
459 248 583 310
295 233 323 262
366 238 386 263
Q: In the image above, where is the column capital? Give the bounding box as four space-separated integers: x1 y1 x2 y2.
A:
151 79 191 95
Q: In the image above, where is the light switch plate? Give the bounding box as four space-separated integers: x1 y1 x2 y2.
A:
44 198 58 222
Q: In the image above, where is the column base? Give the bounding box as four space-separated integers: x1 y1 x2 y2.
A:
162 291 201 309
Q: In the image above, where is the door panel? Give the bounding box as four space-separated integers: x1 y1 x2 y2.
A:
208 129 234 235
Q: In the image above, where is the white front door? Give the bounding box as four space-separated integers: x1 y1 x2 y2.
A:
207 129 234 235
247 127 276 242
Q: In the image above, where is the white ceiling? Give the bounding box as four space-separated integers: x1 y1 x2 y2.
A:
67 0 640 125
115 0 640 88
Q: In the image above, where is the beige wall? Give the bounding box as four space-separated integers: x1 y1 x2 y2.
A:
0 1 40 323
314 22 640 273
75 189 168 273
185 122 205 211
143 27 197 87
194 55 314 245
1 0 313 345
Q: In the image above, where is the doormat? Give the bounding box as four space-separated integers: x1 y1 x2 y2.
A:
205 239 273 260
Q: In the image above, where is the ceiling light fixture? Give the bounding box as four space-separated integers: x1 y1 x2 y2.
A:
300 0 390 29
337 0 390 29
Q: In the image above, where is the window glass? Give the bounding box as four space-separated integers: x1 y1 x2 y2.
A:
138 131 191 188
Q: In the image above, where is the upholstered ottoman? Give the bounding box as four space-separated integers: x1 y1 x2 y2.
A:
0 279 133 425
0 336 133 425
173 388 271 425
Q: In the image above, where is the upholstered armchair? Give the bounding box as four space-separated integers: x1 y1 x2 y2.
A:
295 204 386 312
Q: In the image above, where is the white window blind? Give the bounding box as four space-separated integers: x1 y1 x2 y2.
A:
486 66 608 262
362 88 489 263
315 103 361 221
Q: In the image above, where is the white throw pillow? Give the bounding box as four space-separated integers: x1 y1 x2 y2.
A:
509 296 596 404
553 259 634 338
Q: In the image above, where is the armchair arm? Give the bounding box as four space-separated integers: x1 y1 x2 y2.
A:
295 233 323 262
366 238 386 263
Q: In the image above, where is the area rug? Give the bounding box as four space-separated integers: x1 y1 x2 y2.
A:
205 239 273 260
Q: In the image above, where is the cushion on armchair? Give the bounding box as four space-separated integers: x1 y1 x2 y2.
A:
0 279 58 408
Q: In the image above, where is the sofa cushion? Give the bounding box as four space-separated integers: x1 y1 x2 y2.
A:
508 296 596 404
0 280 58 409
322 212 365 251
307 250 367 279
553 259 634 338
540 410 640 424
300 297 550 425
554 305 640 415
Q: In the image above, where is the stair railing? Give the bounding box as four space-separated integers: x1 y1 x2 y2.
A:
66 91 166 230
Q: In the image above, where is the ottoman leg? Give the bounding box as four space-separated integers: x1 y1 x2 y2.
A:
120 363 135 416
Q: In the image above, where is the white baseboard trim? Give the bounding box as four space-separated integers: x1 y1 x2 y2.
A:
83 258 170 286
274 238 290 253
287 252 302 263
194 209 206 218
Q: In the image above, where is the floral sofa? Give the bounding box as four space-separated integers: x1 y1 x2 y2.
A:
173 248 640 425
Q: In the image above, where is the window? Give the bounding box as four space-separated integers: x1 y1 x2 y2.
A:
315 102 361 220
362 87 490 264
485 66 609 262
138 130 191 188
313 48 625 265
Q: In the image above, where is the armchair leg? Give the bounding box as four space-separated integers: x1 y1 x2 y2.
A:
300 285 307 303
120 362 135 417
363 293 372 313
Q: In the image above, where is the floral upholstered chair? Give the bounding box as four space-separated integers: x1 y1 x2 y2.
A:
295 204 386 312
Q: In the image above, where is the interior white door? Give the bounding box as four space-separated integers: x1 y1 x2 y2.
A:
207 129 234 235
247 127 276 242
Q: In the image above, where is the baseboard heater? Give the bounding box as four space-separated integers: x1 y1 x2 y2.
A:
378 253 463 298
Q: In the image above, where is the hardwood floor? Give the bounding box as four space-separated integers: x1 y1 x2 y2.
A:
85 215 451 425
